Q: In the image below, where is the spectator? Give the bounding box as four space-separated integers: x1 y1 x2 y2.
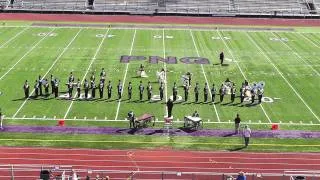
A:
236 171 246 180
85 175 90 180
234 113 241 134
243 125 252 147
104 176 110 180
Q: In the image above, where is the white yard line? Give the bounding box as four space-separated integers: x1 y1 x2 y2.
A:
4 116 320 126
114 29 137 120
63 28 110 119
162 29 168 115
12 28 83 118
189 30 221 122
216 30 272 123
271 32 320 76
0 28 55 81
246 32 320 122
297 33 320 48
0 27 29 48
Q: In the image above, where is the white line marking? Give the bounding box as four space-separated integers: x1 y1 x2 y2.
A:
0 28 55 81
12 28 82 118
2 146 320 155
216 30 272 123
1 157 319 166
163 29 168 115
272 32 320 76
2 152 319 161
246 32 320 122
298 33 320 48
0 27 29 48
114 29 137 120
63 29 110 119
4 117 320 125
4 25 320 34
189 30 221 122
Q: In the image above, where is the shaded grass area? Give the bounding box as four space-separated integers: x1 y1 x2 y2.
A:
0 132 319 152
4 119 320 131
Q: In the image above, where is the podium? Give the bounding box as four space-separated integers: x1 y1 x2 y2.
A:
164 116 173 134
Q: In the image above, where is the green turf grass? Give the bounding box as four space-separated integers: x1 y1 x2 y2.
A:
0 24 320 151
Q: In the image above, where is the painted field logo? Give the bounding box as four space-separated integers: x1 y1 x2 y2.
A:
120 56 210 64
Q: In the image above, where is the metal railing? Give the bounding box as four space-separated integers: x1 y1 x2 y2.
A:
0 164 320 180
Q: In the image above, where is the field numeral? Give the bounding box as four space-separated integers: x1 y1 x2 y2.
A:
153 35 173 39
269 37 289 42
211 36 231 40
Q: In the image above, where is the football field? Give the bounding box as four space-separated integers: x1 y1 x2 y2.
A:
0 24 320 129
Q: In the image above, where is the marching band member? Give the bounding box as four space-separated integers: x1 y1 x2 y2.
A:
184 82 189 101
258 87 264 103
219 84 225 102
76 79 81 98
99 80 104 99
107 80 112 99
23 80 29 98
211 83 216 103
220 51 224 65
203 82 208 102
251 85 257 104
34 80 39 98
240 84 245 103
117 80 122 99
38 75 43 96
50 74 55 94
139 81 144 101
100 68 106 84
147 81 152 101
159 82 164 101
127 82 132 100
91 81 96 99
194 82 199 103
43 79 49 96
84 79 89 99
54 78 59 98
68 72 74 83
230 84 236 103
172 82 177 102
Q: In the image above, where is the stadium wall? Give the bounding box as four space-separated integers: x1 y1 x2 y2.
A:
0 12 319 27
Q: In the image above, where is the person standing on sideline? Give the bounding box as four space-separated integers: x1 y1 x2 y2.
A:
167 98 174 117
219 51 224 65
234 113 241 134
243 125 251 147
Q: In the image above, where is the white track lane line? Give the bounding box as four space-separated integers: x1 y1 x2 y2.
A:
12 28 82 118
0 28 55 81
272 32 320 76
246 32 320 122
189 30 221 122
114 29 137 120
0 27 29 48
2 152 319 161
1 157 319 166
2 146 320 155
216 30 272 123
63 29 110 119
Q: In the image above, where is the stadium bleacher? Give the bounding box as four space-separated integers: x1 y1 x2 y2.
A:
1 0 319 16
